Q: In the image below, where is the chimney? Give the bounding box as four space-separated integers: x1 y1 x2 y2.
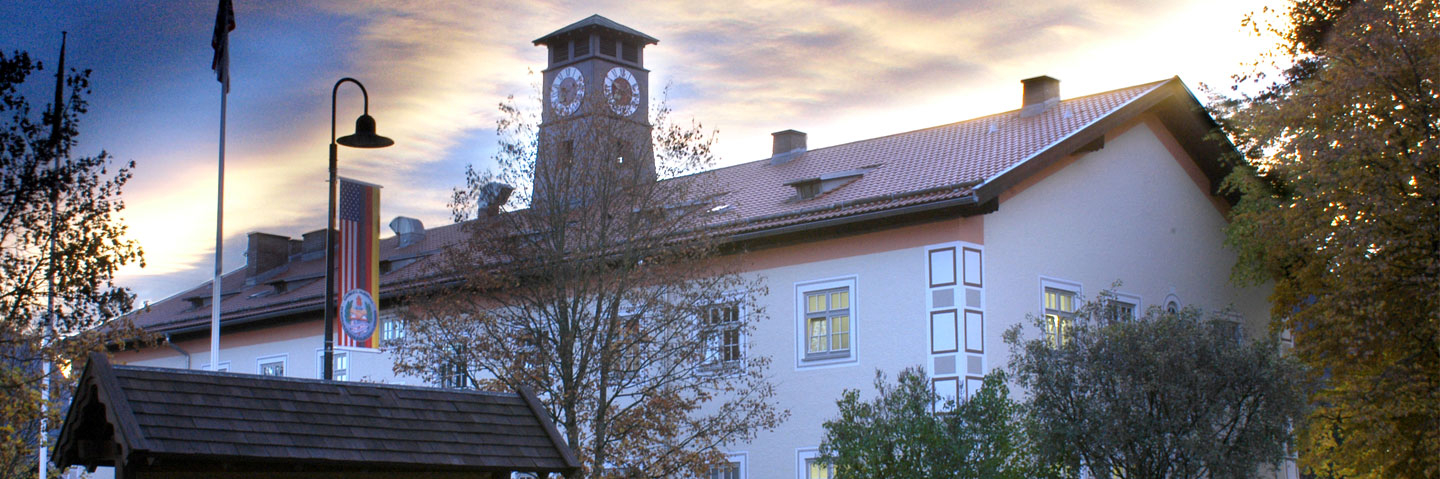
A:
388 216 425 248
479 182 515 217
770 130 807 165
1020 75 1060 118
245 232 293 279
299 229 328 261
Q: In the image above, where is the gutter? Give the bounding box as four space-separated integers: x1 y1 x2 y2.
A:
729 192 982 242
164 334 191 369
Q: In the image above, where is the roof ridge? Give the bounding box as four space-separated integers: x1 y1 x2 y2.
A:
113 362 521 398
697 77 1176 174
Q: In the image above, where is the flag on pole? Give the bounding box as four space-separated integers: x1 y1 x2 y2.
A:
336 178 381 349
211 0 235 93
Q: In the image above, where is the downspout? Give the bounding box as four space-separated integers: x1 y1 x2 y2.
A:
164 334 192 369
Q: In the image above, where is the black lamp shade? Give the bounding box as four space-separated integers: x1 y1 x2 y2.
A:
336 114 394 148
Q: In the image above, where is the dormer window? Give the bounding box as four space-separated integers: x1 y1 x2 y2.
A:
783 165 880 201
791 180 821 200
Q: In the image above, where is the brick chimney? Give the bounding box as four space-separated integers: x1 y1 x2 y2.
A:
245 232 293 279
770 130 807 165
1020 75 1060 118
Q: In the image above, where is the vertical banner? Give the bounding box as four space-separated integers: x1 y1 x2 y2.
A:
336 178 381 349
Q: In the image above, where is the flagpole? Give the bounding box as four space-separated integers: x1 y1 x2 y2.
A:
208 0 234 372
38 31 66 479
210 81 224 371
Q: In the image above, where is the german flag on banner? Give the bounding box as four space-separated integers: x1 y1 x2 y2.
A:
336 177 381 350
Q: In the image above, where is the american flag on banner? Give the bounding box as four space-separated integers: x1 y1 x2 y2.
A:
336 178 381 349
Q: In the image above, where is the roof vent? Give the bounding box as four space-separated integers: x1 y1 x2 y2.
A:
388 216 425 248
1020 75 1060 118
770 130 807 165
479 182 515 217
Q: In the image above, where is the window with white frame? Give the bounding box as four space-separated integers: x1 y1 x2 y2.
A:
382 316 406 343
1105 292 1141 324
804 458 832 479
1044 287 1078 348
1164 293 1182 314
316 351 348 381
257 355 286 377
797 449 830 479
1212 311 1245 344
201 361 230 372
804 288 851 359
703 302 743 368
439 355 469 389
708 453 745 479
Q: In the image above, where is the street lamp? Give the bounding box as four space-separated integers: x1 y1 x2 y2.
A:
324 78 393 380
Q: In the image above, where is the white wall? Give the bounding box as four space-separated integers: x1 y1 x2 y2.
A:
984 117 1270 357
115 313 418 385
732 116 1271 478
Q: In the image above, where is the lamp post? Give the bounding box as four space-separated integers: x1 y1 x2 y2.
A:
325 78 393 380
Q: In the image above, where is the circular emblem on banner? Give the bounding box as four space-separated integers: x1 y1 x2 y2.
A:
340 289 378 342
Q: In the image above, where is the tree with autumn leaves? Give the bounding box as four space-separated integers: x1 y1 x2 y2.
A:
0 50 147 478
1212 0 1440 476
391 91 785 479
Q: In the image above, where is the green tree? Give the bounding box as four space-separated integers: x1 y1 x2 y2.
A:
0 50 147 478
1005 292 1309 479
818 367 1048 479
1211 1 1440 476
391 90 785 478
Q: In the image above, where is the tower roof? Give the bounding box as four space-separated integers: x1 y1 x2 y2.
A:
533 14 658 46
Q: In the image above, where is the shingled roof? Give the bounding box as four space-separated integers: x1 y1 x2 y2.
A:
54 353 579 477
123 76 1232 338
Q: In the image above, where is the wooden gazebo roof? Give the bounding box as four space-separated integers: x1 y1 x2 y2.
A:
53 353 578 478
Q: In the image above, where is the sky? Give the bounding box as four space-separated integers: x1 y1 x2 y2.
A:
0 0 1285 304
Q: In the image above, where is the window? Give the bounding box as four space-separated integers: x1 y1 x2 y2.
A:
797 449 828 479
1105 294 1140 323
805 288 851 359
704 303 743 367
201 361 230 372
257 355 286 377
805 458 833 479
316 351 348 381
382 316 406 343
1164 293 1182 314
709 461 741 479
621 41 638 62
439 351 469 389
551 42 568 63
1213 312 1245 344
1044 287 1077 347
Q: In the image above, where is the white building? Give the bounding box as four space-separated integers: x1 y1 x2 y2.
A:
111 15 1287 479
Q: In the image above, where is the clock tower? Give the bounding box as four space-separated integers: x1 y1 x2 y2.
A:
533 15 659 205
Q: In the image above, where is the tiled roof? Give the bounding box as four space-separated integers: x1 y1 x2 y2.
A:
54 353 579 474
124 77 1199 336
533 14 660 45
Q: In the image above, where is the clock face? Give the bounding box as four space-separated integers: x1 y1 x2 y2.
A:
550 67 585 116
604 67 640 117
